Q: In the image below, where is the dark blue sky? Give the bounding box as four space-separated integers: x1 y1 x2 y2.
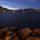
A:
0 0 40 10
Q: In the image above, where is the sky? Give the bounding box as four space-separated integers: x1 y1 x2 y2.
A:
0 0 40 10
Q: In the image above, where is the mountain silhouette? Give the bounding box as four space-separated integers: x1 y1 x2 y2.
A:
0 6 40 13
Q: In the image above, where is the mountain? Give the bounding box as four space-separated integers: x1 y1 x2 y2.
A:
0 6 40 13
0 6 14 13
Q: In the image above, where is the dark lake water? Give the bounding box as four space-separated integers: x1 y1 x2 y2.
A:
0 12 40 29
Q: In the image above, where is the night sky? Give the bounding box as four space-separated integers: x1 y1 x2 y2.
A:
0 0 40 10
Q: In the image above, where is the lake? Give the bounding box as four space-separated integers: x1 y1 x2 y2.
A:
0 12 40 29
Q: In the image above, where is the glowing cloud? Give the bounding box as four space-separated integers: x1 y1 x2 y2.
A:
0 5 17 10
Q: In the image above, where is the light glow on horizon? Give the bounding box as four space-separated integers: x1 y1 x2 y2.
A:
0 5 18 10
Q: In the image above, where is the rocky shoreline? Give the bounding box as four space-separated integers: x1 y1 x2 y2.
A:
0 25 40 40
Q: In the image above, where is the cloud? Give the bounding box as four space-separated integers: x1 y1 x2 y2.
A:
0 0 40 3
0 0 40 10
0 0 40 4
28 0 40 3
35 0 40 2
0 5 18 10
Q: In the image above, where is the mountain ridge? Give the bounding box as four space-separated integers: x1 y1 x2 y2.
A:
0 6 40 13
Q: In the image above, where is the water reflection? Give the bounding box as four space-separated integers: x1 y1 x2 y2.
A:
0 13 40 28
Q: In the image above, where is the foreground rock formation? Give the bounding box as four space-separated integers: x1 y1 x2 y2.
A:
0 25 40 40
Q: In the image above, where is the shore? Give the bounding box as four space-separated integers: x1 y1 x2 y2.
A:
0 25 40 40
